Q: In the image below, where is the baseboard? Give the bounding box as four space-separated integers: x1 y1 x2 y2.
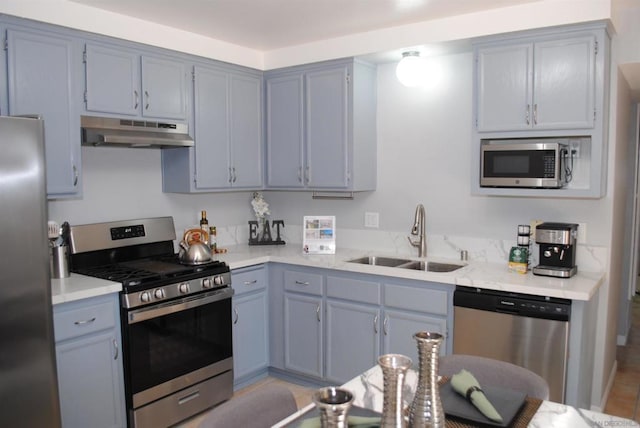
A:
592 360 618 412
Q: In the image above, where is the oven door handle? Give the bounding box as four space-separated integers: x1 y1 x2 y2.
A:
127 288 234 324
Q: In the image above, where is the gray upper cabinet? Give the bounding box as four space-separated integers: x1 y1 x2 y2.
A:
162 64 263 192
84 43 188 120
476 34 596 132
265 58 376 191
6 27 81 198
471 24 609 198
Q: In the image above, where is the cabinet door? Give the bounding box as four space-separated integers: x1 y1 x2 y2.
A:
306 66 349 188
56 331 124 428
141 55 188 120
193 66 231 188
85 44 139 116
233 292 269 380
266 74 305 188
533 36 595 129
229 74 263 188
383 310 447 366
284 293 323 378
476 43 532 132
7 29 80 197
325 300 380 384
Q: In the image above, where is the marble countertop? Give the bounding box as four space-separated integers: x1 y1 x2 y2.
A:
217 244 604 301
274 365 638 428
51 273 121 305
50 243 605 305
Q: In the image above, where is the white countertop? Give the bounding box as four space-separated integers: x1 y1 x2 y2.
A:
51 273 121 305
218 244 604 301
51 243 604 304
274 365 638 428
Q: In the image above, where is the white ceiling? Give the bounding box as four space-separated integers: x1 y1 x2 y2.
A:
70 0 537 51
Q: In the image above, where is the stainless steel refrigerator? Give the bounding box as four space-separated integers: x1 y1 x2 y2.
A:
0 116 61 427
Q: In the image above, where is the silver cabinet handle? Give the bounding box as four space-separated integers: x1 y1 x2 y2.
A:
72 164 78 186
525 104 530 125
233 307 239 325
134 90 139 109
297 167 303 183
295 280 310 286
533 103 538 125
74 317 96 325
304 166 311 184
144 90 150 110
373 314 378 334
243 280 258 286
316 304 321 322
113 338 118 360
228 167 233 183
383 316 389 336
232 167 237 183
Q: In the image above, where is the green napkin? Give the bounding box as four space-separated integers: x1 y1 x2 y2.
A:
299 415 380 428
450 369 503 423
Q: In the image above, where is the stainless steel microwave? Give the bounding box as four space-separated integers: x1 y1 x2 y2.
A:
480 139 570 188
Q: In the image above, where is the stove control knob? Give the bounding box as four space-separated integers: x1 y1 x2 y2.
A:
213 275 225 286
202 277 213 289
154 289 165 300
140 291 152 303
178 283 190 294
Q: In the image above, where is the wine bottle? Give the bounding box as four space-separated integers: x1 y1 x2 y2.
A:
200 210 209 233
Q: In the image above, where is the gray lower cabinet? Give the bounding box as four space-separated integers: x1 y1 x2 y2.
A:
271 264 452 385
283 269 324 378
231 266 269 387
5 26 82 198
53 293 125 428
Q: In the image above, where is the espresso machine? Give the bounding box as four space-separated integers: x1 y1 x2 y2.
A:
532 222 578 278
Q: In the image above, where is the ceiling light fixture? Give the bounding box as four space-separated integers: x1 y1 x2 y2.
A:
396 51 428 87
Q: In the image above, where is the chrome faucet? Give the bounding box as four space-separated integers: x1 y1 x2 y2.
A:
408 204 427 257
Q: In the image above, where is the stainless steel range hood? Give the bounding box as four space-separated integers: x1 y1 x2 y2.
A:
81 115 194 148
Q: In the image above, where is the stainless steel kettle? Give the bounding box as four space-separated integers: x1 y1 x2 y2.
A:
178 227 213 265
178 240 213 265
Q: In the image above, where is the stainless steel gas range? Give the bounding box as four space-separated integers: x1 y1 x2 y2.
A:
68 217 233 428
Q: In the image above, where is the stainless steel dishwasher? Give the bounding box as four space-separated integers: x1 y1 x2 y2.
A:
453 286 571 403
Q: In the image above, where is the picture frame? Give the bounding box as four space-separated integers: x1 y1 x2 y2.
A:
302 215 336 254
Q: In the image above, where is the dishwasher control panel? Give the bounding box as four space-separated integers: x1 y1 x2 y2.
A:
455 286 571 321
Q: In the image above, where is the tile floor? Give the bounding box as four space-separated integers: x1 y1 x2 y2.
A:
604 295 640 421
179 297 640 427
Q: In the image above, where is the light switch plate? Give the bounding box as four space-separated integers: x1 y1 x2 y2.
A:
364 212 379 228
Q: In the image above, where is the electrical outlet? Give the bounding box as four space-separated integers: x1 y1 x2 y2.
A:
364 212 379 228
570 141 580 159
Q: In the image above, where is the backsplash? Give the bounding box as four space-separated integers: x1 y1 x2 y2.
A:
212 223 607 273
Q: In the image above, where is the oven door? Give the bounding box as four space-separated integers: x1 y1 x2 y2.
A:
123 287 234 409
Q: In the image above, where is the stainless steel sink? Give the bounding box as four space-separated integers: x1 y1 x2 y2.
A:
399 261 465 272
347 256 464 272
347 256 412 267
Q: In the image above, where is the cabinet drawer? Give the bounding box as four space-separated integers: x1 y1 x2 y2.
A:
54 300 116 342
232 266 266 296
327 276 380 305
384 284 448 316
284 270 323 296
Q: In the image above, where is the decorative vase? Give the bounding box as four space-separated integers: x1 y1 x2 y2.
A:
312 386 354 428
409 332 445 428
379 353 413 428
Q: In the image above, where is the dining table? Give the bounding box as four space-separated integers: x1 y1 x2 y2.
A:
273 365 640 427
